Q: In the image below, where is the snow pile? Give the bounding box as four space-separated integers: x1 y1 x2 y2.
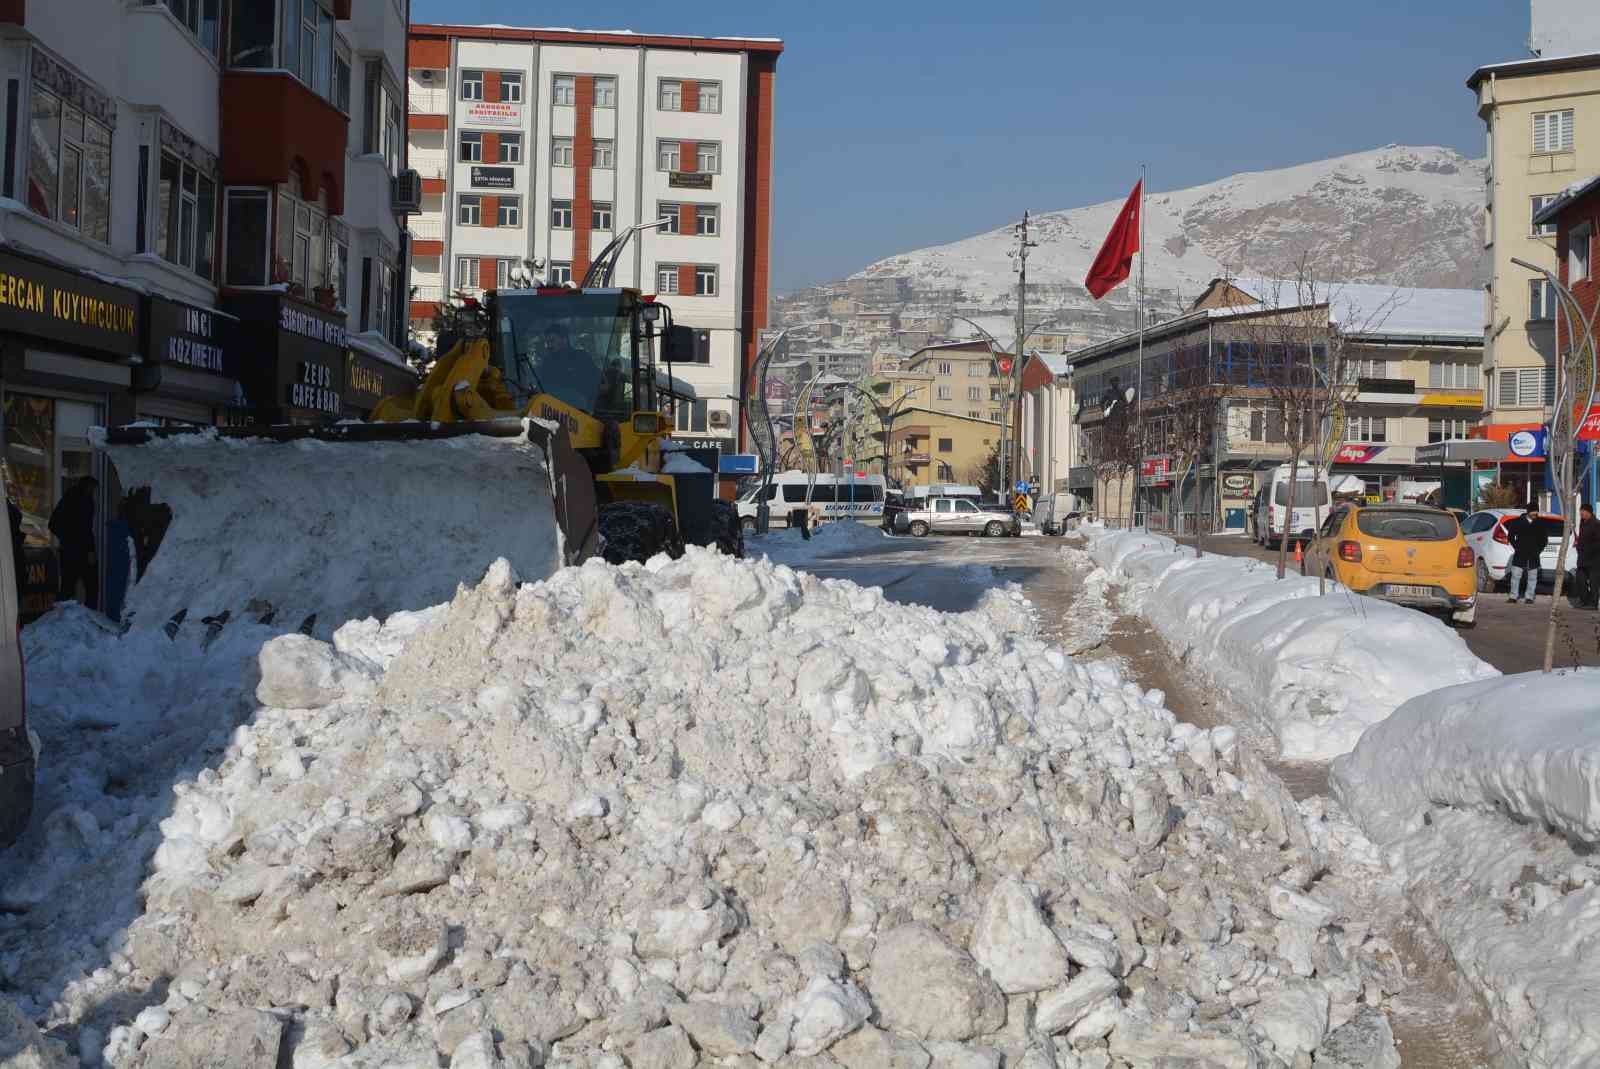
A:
1076 528 1497 760
748 519 891 565
98 426 565 638
17 549 1409 1069
1330 671 1600 1066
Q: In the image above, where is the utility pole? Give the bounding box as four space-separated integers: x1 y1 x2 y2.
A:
1010 211 1038 499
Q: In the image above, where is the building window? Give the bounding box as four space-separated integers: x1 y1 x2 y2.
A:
698 82 721 113
968 362 984 376
1532 194 1560 237
500 133 523 164
1571 223 1593 282
1245 403 1286 443
27 87 113 244
334 39 352 113
988 410 1002 422
157 153 217 280
1498 367 1555 407
967 410 980 419
459 130 483 162
658 202 680 233
331 236 347 307
675 398 708 433
159 0 221 54
458 195 481 226
362 61 403 176
551 200 572 229
1530 278 1557 321
550 261 572 285
657 141 680 171
1348 416 1387 443
989 386 1002 401
592 202 613 230
226 0 273 68
937 462 955 480
937 437 953 453
274 0 336 98
1428 418 1471 443
552 137 573 167
658 79 682 111
695 265 718 296
967 386 982 401
274 177 329 294
501 72 523 103
657 264 680 294
594 139 615 169
496 258 519 288
1533 109 1574 154
461 70 484 100
594 76 616 108
457 256 479 288
497 196 520 227
552 75 574 106
696 204 718 235
1428 362 1480 389
223 187 270 285
936 385 953 400
936 361 952 375
696 143 721 173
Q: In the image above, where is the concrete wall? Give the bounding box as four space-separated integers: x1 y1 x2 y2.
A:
1532 0 1600 58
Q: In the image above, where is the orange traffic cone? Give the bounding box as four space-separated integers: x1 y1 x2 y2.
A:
1294 541 1303 564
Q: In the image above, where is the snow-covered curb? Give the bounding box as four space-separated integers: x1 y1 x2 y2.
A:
1077 527 1497 761
1330 672 1600 1066
747 519 894 566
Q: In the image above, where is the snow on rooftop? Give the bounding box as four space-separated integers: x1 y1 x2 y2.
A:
427 22 781 43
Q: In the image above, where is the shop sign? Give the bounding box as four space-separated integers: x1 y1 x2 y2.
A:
1423 391 1482 409
288 360 341 414
465 101 521 128
148 298 232 375
0 248 138 355
668 171 713 190
1579 405 1600 442
470 166 515 189
1221 472 1254 496
280 304 348 349
1508 428 1546 458
1140 456 1171 486
1334 444 1386 464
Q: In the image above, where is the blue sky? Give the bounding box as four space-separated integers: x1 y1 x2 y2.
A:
414 0 1529 294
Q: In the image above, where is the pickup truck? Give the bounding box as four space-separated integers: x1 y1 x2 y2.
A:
894 496 1020 538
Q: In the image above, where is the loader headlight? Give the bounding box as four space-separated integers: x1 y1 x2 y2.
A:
640 303 662 324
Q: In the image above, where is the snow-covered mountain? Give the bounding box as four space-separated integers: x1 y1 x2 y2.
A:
840 146 1486 330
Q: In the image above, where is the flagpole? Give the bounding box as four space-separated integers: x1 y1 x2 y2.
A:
1135 163 1147 527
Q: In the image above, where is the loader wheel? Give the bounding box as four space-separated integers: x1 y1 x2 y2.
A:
711 500 745 559
598 501 685 565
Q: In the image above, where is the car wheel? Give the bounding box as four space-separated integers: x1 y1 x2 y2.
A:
984 521 1005 538
741 517 757 535
1475 559 1495 594
909 521 930 538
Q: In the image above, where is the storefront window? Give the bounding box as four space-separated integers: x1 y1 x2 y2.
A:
27 87 112 243
224 188 271 285
2 394 103 617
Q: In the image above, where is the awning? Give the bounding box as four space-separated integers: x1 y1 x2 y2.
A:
1415 439 1508 464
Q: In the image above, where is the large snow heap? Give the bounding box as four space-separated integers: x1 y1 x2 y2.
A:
19 549 1403 1068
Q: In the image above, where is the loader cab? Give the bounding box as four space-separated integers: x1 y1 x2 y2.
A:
490 287 676 422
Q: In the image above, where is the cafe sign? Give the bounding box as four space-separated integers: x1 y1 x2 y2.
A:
288 359 341 414
0 248 138 355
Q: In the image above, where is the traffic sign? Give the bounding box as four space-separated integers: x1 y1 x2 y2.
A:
1014 481 1029 494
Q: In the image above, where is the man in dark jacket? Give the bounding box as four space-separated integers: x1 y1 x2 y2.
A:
48 476 98 610
1577 503 1600 610
1505 506 1549 605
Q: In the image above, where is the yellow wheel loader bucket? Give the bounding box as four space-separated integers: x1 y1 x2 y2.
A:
94 418 598 638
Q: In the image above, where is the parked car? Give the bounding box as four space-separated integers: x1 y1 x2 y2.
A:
1302 502 1478 627
1034 492 1084 535
1252 464 1332 549
0 507 30 847
896 496 1020 538
1460 508 1577 593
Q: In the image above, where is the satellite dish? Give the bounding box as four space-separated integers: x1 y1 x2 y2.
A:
1124 387 1136 403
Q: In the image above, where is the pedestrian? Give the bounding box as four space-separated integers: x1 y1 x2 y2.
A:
1504 505 1549 605
48 475 98 611
1576 503 1600 610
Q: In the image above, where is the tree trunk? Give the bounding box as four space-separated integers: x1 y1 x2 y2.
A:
1544 485 1576 672
1276 450 1302 580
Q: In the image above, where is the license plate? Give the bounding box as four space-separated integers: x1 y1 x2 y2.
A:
1387 584 1434 597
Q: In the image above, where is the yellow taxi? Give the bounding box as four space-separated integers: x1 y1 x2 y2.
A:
1302 502 1478 627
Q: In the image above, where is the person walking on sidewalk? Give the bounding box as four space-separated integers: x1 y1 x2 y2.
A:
49 475 99 611
1576 503 1600 610
1505 506 1549 605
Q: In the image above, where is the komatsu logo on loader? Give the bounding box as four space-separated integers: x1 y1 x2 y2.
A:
539 402 579 435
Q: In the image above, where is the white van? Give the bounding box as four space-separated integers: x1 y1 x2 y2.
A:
736 471 887 530
1252 464 1331 549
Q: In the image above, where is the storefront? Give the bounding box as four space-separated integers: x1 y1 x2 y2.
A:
1471 424 1547 506
137 297 243 427
224 292 350 425
0 248 141 618
344 346 419 419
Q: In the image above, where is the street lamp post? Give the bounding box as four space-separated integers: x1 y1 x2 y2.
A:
951 314 1066 501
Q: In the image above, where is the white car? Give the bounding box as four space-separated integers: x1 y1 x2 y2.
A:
897 497 1019 537
1461 509 1577 593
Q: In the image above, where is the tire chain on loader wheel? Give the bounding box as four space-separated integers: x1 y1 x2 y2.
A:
709 500 745 559
597 501 685 565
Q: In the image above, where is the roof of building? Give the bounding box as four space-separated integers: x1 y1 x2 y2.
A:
411 23 784 53
1533 175 1600 225
1466 49 1600 89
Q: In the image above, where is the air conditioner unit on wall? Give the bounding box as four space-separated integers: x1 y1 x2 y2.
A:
709 410 731 429
393 170 423 215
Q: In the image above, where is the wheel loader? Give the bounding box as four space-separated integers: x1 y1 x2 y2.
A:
95 227 741 638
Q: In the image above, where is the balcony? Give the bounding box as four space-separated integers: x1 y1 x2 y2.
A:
903 452 931 465
1353 377 1422 405
409 85 449 115
410 148 448 181
411 284 444 302
222 71 349 213
410 217 444 241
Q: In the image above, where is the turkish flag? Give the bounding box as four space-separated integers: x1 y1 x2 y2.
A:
1084 180 1142 300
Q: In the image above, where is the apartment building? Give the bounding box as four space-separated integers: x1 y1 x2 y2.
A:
886 408 1002 488
904 341 1011 424
0 0 414 614
1468 50 1600 444
405 23 780 451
